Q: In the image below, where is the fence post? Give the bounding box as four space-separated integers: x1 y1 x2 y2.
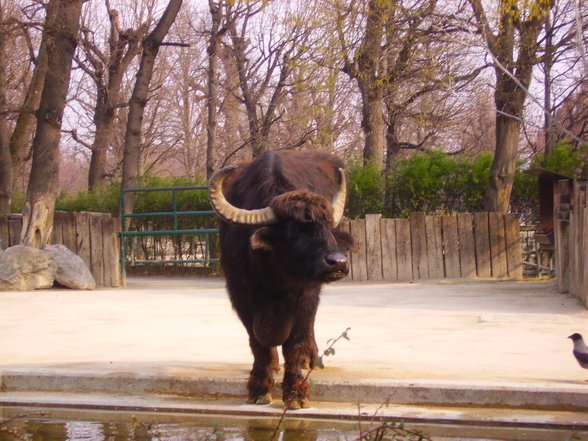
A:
365 214 383 280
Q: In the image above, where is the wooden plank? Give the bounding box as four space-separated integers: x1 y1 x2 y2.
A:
457 213 476 278
8 215 22 247
0 216 8 249
395 218 413 281
555 180 571 293
489 212 508 278
102 217 121 287
90 215 105 287
425 215 444 279
365 214 383 280
52 211 64 245
75 212 91 268
410 212 428 279
580 184 588 305
503 213 522 279
350 218 368 282
441 215 460 278
473 212 491 277
60 211 77 252
569 195 578 297
380 218 398 281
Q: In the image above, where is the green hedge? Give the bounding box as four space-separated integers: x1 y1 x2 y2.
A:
346 143 582 220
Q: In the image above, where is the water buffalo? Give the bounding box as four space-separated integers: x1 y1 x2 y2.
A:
208 150 354 408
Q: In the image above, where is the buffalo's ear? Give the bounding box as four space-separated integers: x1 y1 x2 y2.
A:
333 230 357 253
250 227 275 251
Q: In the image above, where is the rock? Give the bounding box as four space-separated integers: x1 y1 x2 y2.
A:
0 245 57 291
42 244 96 290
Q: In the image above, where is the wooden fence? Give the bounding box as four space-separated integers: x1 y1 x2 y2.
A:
339 212 522 282
0 211 121 288
555 179 588 304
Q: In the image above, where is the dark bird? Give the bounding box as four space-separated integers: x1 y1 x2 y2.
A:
568 333 588 369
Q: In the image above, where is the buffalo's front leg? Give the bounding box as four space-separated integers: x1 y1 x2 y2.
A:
247 337 275 405
282 337 311 409
299 325 318 370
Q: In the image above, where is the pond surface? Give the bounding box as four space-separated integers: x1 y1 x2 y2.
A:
0 406 586 441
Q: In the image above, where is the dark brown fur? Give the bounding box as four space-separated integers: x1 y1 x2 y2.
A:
218 150 354 408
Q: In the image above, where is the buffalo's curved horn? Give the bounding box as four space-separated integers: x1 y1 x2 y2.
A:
331 168 347 228
208 166 278 226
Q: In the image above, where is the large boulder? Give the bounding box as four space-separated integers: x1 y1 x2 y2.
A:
42 244 96 290
0 245 57 291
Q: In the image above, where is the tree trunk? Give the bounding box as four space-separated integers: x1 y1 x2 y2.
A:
121 0 182 220
87 8 143 191
360 80 385 166
88 119 113 189
0 26 12 215
206 0 222 179
468 0 553 213
340 0 389 169
21 0 84 247
485 113 521 212
9 0 55 171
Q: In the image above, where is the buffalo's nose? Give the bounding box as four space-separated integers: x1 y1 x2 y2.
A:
325 252 348 272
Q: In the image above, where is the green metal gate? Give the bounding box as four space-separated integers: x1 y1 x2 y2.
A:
120 186 219 281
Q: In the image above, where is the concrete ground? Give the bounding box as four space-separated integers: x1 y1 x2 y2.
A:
1 277 588 431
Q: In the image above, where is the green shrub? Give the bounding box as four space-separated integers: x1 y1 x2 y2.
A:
346 160 385 218
534 141 587 176
56 181 121 214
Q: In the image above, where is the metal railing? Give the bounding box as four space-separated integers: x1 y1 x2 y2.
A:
120 186 219 280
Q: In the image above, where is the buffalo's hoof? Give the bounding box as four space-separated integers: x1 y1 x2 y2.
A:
285 397 310 410
246 392 272 405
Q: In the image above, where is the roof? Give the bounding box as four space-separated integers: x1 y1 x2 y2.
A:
524 167 572 181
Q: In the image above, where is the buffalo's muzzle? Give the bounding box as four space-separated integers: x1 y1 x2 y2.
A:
324 252 348 278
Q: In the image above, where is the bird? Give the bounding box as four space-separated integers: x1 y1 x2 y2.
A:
568 333 588 369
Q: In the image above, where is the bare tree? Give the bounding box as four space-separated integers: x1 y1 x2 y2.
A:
225 1 313 159
206 0 236 178
541 0 588 157
0 0 55 215
76 0 147 190
468 0 555 212
121 0 182 219
0 16 10 215
8 1 55 189
336 0 390 168
21 0 85 247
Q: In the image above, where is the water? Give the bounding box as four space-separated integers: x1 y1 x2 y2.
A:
0 406 586 441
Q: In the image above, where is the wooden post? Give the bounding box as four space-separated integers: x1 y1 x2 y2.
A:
396 218 413 281
504 213 522 279
410 212 428 279
0 216 8 248
425 215 444 278
473 212 491 277
8 215 22 247
457 213 476 278
489 212 508 278
60 211 77 252
75 212 91 268
350 219 368 281
365 214 383 280
90 215 105 287
442 215 460 278
381 218 398 281
554 179 570 292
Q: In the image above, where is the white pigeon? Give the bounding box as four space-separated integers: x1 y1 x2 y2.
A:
568 333 588 369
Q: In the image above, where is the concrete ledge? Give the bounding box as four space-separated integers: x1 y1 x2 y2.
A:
2 369 588 411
